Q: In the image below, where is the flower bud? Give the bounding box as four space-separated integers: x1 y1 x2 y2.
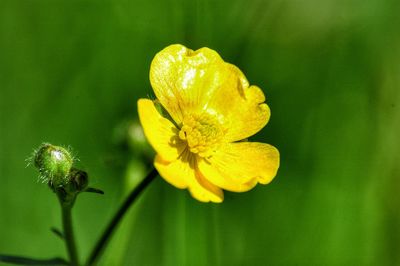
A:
33 143 73 187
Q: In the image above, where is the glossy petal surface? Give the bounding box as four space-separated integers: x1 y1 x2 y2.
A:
150 44 226 124
151 45 270 141
206 64 271 142
155 151 223 203
198 142 280 192
137 99 185 162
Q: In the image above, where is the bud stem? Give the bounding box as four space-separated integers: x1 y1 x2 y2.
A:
60 201 79 266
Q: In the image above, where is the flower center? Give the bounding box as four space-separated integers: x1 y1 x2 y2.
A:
179 113 225 157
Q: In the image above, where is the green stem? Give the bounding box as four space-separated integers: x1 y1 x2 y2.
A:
86 167 158 266
61 202 79 266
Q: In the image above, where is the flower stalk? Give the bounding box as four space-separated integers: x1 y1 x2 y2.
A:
86 167 158 266
60 199 79 266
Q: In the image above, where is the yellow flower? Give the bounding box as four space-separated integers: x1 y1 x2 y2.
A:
138 44 279 203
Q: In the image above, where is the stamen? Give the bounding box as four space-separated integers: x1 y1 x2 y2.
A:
179 113 225 157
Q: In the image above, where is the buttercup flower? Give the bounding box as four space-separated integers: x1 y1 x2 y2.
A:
138 44 279 203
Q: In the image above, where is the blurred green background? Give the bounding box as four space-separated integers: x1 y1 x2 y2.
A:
1 0 400 265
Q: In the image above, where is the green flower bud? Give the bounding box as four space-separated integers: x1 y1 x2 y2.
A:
33 143 73 187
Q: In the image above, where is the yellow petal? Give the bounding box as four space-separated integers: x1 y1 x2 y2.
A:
137 98 185 162
150 44 270 141
154 151 224 203
154 155 188 189
149 44 226 124
191 170 224 203
206 64 271 142
198 142 279 192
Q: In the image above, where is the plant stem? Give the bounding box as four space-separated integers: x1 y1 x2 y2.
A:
61 203 79 266
86 167 158 266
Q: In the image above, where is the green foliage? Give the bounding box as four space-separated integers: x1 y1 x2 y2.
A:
1 0 399 265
